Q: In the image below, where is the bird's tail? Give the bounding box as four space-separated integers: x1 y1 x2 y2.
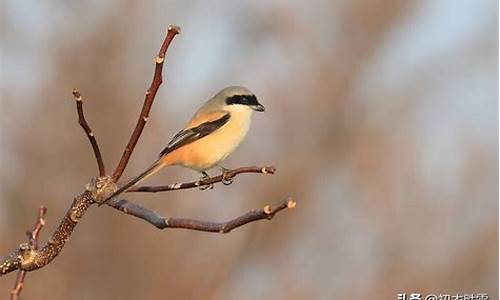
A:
102 159 165 205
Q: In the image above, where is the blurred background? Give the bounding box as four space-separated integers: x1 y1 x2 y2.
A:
1 1 498 299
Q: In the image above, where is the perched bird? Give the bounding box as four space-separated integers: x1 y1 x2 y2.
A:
103 86 265 204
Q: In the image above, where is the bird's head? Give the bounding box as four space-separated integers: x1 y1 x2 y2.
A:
220 86 265 112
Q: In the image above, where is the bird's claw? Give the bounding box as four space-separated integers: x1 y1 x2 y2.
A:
198 172 214 190
199 183 214 190
218 165 233 185
222 172 233 185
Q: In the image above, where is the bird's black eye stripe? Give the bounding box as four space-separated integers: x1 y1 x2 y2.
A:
226 94 259 106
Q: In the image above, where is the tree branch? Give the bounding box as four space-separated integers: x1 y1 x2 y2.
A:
128 166 276 193
107 197 296 233
2 25 295 299
112 25 181 182
72 89 106 177
1 25 183 279
1 189 95 277
9 206 47 300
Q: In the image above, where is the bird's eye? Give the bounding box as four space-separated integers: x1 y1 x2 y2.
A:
225 94 255 106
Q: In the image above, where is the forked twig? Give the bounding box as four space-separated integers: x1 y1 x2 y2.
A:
108 197 296 233
10 206 47 300
112 25 181 182
72 89 106 177
1 26 182 279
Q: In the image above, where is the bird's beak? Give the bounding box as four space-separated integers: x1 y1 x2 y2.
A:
252 104 265 112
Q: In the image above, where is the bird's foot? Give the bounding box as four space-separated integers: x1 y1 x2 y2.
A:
198 171 214 190
218 165 233 185
222 175 233 185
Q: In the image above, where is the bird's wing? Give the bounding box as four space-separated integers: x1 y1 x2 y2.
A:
159 112 230 157
185 110 228 129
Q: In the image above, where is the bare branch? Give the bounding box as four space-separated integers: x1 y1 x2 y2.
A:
1 189 95 277
72 89 106 177
107 197 296 233
128 166 276 193
10 206 47 300
112 25 181 182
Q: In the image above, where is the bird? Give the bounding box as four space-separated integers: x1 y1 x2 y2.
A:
102 86 265 204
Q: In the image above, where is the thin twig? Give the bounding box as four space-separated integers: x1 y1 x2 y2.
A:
112 25 181 182
72 89 106 177
10 206 47 300
10 271 26 300
27 207 47 250
128 166 276 193
107 197 296 233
